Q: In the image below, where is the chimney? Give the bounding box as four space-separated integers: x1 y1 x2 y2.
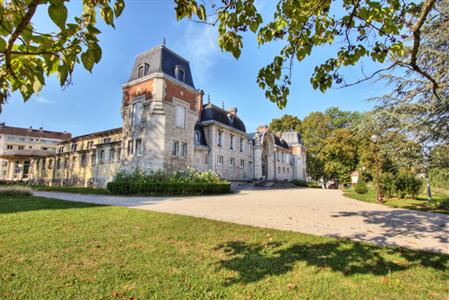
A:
257 124 268 133
28 126 32 132
227 107 238 116
39 126 43 132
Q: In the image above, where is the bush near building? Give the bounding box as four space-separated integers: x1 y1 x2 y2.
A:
0 185 32 197
354 176 368 194
107 168 231 196
381 173 422 199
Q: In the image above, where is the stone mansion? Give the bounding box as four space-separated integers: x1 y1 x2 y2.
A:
3 44 307 187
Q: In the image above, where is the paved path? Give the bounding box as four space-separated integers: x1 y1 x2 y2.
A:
34 189 449 254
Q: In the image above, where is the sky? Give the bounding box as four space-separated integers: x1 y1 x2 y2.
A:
0 0 389 136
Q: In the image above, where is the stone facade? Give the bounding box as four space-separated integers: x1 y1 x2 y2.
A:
22 44 307 187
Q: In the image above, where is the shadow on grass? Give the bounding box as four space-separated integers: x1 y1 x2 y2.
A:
0 196 102 214
215 239 449 285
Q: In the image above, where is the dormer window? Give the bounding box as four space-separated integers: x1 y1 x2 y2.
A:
175 65 185 82
137 63 149 78
144 63 149 75
138 66 144 78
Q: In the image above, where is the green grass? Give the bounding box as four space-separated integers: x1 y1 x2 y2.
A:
343 187 449 215
32 185 111 195
1 196 448 299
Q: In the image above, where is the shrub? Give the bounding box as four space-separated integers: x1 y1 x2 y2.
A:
112 167 226 184
429 198 449 211
107 181 231 196
32 186 110 195
292 179 308 187
108 168 231 196
405 176 422 199
381 173 396 198
394 174 408 198
307 181 322 189
355 176 368 194
0 185 32 197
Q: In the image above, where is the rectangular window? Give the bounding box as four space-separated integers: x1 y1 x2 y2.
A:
63 158 68 168
230 134 234 150
18 145 24 150
71 143 77 152
217 155 223 165
172 141 179 156
91 154 96 166
205 153 208 164
127 140 133 155
109 148 115 162
181 143 188 158
117 148 121 162
99 149 105 164
218 130 223 146
81 154 87 167
56 158 60 169
176 105 186 128
132 102 143 127
2 161 7 167
240 159 245 168
42 147 48 151
240 137 244 152
230 157 235 166
135 139 142 155
6 145 13 150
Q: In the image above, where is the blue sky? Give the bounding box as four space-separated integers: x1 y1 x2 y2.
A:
1 1 388 136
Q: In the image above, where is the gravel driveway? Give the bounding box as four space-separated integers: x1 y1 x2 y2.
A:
34 188 449 254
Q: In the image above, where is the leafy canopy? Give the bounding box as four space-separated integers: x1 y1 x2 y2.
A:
175 0 439 108
0 0 125 107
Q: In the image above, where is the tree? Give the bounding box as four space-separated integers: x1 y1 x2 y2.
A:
324 107 362 129
319 128 358 185
269 114 302 133
176 0 442 108
301 112 331 180
371 0 449 202
0 0 125 107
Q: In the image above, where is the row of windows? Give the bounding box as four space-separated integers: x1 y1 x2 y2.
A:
217 131 246 152
6 144 52 151
136 64 186 83
172 141 188 157
216 155 245 168
277 166 291 175
3 135 58 144
37 148 121 171
59 138 111 154
127 139 142 156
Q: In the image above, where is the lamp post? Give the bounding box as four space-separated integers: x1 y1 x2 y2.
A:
370 134 383 203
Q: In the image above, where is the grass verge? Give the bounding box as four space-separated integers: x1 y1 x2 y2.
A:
1 195 448 299
343 187 449 215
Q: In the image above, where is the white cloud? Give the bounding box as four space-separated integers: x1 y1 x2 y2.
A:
34 96 55 104
180 23 221 84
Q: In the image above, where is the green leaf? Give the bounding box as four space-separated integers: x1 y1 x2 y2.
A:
90 43 102 63
0 38 5 51
48 3 68 29
114 0 125 17
81 50 95 72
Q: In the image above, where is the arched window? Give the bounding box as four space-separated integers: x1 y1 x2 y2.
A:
137 65 144 78
175 66 185 82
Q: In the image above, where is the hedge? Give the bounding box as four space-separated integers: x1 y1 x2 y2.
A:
107 181 231 196
32 186 111 195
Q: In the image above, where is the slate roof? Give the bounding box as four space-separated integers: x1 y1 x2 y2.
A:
274 136 290 149
200 104 246 133
0 124 71 140
128 45 195 88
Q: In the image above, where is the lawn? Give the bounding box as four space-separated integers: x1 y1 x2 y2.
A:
343 187 449 215
1 196 448 299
